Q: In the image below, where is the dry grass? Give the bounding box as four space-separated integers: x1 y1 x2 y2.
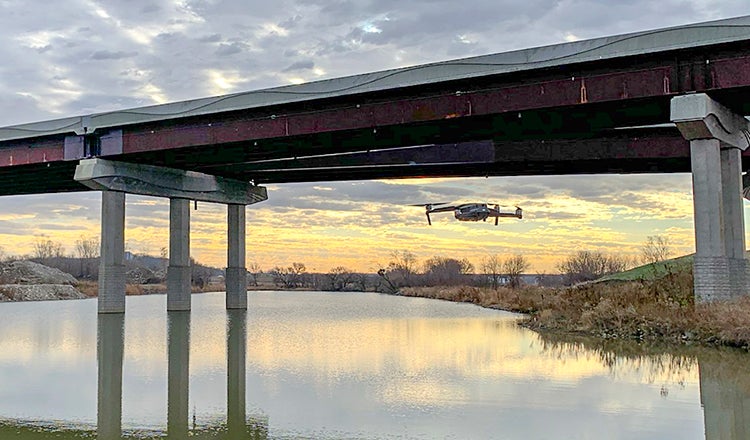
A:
77 281 226 297
402 269 750 350
76 280 98 298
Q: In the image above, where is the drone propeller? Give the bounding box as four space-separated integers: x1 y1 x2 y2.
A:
410 202 451 224
408 202 451 208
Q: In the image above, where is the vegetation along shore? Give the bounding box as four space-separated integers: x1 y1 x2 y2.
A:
402 261 750 351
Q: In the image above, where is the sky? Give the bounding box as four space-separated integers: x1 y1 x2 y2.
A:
1 0 750 274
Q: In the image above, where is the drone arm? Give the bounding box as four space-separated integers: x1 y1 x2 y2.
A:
490 206 523 223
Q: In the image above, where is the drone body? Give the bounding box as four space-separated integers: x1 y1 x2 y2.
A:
414 203 523 225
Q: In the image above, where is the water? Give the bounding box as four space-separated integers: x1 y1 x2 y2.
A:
0 290 746 439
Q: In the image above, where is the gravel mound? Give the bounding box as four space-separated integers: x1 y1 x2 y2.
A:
0 260 84 301
0 284 86 301
0 260 77 285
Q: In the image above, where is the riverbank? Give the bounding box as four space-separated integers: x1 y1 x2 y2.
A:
401 268 750 350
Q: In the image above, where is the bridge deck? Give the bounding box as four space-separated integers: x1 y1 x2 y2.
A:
2 15 750 195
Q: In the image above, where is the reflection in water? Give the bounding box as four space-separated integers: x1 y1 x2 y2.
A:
3 292 750 438
536 333 750 440
97 313 124 440
94 307 266 439
226 309 246 437
700 351 750 440
167 311 190 438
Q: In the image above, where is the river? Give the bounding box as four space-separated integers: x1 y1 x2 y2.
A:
0 290 746 439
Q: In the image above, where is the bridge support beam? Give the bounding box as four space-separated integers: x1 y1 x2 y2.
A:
672 94 750 302
99 191 126 313
167 199 191 311
226 204 247 309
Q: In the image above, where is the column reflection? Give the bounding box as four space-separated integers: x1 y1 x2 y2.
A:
167 310 190 439
226 309 247 437
699 351 750 440
97 313 125 440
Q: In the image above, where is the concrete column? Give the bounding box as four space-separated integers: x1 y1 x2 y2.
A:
672 93 750 302
167 311 190 438
97 313 125 440
721 145 748 295
167 198 191 311
227 309 247 436
691 139 732 302
99 191 126 314
226 204 247 309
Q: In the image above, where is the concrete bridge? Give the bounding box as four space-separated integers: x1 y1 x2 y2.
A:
3 15 750 309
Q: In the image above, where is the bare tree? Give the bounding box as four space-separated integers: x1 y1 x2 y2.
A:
269 262 307 288
385 250 418 287
503 254 530 289
557 250 633 285
247 261 262 287
73 236 100 278
481 254 502 290
641 235 672 264
325 266 358 291
423 256 474 286
32 236 65 260
75 236 100 259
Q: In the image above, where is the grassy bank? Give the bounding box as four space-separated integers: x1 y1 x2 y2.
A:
401 268 750 350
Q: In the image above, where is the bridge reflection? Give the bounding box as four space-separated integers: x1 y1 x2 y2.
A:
97 306 266 439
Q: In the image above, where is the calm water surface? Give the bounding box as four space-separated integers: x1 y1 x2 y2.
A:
0 291 747 439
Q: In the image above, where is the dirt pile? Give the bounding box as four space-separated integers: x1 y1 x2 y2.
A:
0 260 85 301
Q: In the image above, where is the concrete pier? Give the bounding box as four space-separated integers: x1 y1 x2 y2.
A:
672 93 750 302
98 191 126 314
167 198 191 311
74 159 267 314
226 204 247 310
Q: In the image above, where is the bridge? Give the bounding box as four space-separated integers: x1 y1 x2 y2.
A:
3 15 750 311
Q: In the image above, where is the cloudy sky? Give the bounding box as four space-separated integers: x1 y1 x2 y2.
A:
1 0 749 273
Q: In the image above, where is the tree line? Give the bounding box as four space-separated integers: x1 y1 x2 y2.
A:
1 233 674 292
262 234 674 293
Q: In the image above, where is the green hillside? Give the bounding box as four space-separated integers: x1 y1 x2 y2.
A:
595 254 694 283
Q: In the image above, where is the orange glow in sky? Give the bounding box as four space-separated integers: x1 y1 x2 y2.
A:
0 172 731 274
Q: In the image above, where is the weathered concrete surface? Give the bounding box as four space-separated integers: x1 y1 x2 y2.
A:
0 260 85 301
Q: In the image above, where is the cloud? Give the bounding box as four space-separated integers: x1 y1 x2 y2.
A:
283 60 315 71
0 1 746 270
90 50 138 60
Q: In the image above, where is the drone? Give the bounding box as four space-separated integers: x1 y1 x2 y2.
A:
412 202 522 226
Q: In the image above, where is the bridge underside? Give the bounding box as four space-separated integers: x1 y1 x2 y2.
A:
0 125 723 195
3 37 750 195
